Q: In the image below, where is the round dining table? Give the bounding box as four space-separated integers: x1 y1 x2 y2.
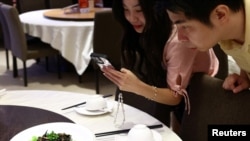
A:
43 8 111 21
0 105 74 141
0 90 182 141
19 9 97 75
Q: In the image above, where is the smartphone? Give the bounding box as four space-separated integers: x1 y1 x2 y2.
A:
90 53 114 69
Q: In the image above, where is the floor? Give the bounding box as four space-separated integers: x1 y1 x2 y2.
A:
0 46 117 95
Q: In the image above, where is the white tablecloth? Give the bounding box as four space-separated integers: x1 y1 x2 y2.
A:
19 10 94 75
0 90 182 141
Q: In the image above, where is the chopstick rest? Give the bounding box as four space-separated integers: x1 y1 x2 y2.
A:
61 94 113 110
95 124 163 137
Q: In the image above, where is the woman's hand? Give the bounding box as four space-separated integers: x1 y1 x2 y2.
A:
222 73 250 93
101 67 141 93
102 66 182 105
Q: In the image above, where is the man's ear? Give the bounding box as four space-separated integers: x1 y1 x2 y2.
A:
210 5 230 25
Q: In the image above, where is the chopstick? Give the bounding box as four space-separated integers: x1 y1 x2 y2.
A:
62 3 78 10
61 102 86 110
95 124 163 137
61 94 113 110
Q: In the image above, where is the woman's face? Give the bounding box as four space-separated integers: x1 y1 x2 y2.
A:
123 0 146 33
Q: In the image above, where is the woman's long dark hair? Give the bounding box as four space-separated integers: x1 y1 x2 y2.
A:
112 0 172 87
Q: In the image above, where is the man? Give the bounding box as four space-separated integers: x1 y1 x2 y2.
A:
162 0 250 93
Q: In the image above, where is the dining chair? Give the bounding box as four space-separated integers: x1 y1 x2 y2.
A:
0 2 48 72
0 3 61 87
180 73 250 141
90 9 122 93
0 2 11 70
16 0 47 13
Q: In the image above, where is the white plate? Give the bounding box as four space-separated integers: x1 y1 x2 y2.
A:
74 101 114 116
10 122 95 141
115 130 162 141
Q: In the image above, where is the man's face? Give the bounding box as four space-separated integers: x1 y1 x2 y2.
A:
167 10 218 51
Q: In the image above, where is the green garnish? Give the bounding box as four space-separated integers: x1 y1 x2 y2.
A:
31 136 38 141
31 131 72 141
45 131 60 140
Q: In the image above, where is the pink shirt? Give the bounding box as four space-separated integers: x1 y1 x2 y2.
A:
163 29 219 113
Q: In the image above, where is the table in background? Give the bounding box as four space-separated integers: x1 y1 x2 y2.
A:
19 9 109 75
0 90 182 141
43 8 111 21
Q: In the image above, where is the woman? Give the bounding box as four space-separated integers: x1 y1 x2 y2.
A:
102 0 219 126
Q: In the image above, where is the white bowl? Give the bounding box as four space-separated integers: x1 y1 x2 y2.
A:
85 95 107 111
128 124 154 141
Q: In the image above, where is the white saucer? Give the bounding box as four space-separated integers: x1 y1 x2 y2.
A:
115 130 162 141
74 101 114 116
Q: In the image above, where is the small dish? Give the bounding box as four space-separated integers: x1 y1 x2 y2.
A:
74 101 114 116
128 124 154 141
115 130 162 141
85 95 107 111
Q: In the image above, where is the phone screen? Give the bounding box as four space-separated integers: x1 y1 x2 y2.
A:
90 53 114 69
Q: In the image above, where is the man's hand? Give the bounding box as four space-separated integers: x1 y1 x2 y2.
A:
223 73 250 93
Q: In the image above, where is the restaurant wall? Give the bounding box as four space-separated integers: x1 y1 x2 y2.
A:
1 0 12 5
